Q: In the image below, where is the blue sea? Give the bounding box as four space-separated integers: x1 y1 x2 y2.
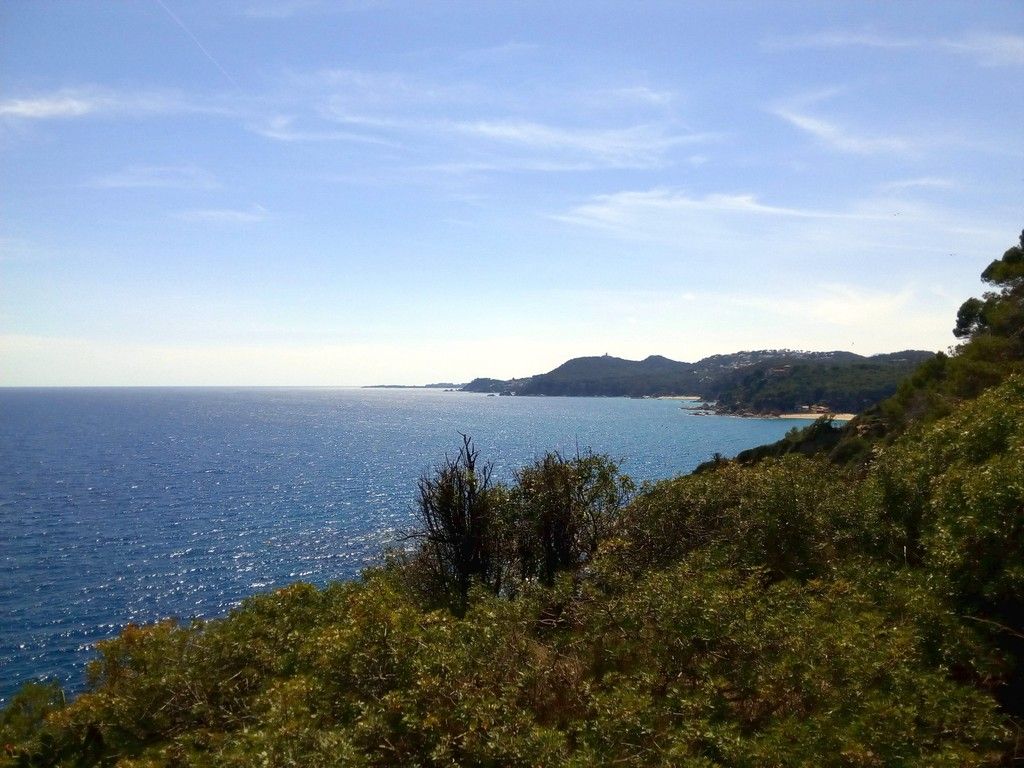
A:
0 387 812 701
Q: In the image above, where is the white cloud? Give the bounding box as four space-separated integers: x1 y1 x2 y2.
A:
771 107 912 155
605 86 676 106
451 120 709 166
0 87 230 122
310 68 482 107
91 164 218 189
414 159 606 174
457 41 540 64
765 31 922 52
941 34 1024 67
553 189 872 232
244 0 322 18
243 0 385 18
879 177 956 192
764 31 1024 67
550 187 1017 299
250 114 399 145
276 66 699 168
0 94 99 119
176 204 269 223
320 110 715 169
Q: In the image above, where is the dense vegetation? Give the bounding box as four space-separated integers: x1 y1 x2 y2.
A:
3 236 1023 766
463 350 931 413
711 353 933 414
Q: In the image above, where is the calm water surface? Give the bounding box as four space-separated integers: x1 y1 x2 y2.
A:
0 387 812 700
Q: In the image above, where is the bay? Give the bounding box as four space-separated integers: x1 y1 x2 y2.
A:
0 387 812 700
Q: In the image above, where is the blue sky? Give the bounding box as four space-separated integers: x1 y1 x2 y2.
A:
1 1 1021 385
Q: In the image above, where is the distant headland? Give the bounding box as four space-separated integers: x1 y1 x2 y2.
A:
374 349 934 416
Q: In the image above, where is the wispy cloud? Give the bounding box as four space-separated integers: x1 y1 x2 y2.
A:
551 187 1017 300
90 164 218 190
308 68 483 107
272 66 696 169
879 177 956 192
244 0 322 18
602 86 676 106
942 34 1024 67
0 87 230 122
457 41 540 65
413 159 611 175
771 106 912 154
243 0 385 18
0 93 100 119
314 107 712 169
250 114 399 145
764 31 1024 67
449 119 712 167
176 204 269 223
2 71 698 175
764 86 926 155
553 189 871 232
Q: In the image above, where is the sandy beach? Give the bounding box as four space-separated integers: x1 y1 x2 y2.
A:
778 412 856 421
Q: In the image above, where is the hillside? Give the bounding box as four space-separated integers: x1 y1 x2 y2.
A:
3 234 1023 766
711 352 934 414
4 378 1021 765
464 349 933 412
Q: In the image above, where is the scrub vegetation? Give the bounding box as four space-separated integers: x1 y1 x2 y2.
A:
3 235 1024 766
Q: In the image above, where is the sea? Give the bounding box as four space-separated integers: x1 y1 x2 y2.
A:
0 387 813 702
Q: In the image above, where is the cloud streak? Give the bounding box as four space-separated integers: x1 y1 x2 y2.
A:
176 204 269 223
0 94 99 119
553 189 874 232
243 0 385 19
879 177 956 192
2 67 697 176
250 114 399 145
449 119 713 167
551 187 1016 286
0 87 231 122
771 107 912 154
765 31 1024 67
91 164 218 189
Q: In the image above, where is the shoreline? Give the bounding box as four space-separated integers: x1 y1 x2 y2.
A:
687 407 858 421
777 412 856 421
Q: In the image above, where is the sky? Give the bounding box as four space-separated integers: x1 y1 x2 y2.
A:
1 1 1022 385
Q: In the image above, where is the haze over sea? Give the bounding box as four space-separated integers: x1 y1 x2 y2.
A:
0 387 811 701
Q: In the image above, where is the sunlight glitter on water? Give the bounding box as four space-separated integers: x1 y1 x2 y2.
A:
0 387 811 701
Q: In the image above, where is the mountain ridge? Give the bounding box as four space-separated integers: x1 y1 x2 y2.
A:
462 349 934 411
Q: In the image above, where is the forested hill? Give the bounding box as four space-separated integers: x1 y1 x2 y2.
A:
712 352 935 414
463 349 933 410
